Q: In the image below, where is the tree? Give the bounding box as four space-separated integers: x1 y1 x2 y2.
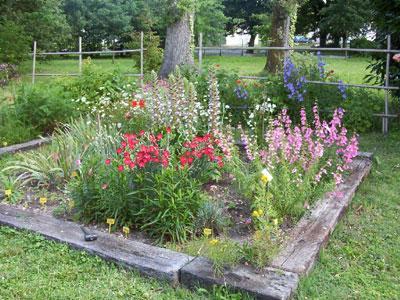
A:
296 0 331 46
195 0 228 46
265 0 301 73
63 0 132 50
320 0 372 47
367 0 400 97
159 0 195 78
0 0 70 53
223 0 270 50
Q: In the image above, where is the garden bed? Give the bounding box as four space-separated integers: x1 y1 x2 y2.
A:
0 154 372 299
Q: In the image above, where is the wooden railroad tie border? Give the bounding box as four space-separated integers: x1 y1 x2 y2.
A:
0 154 373 299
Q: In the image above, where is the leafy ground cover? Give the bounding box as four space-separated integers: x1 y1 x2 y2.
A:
0 132 398 299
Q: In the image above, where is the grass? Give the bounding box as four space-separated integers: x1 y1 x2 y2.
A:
1 132 399 299
0 227 250 300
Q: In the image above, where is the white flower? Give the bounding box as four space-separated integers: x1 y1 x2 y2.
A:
261 168 273 183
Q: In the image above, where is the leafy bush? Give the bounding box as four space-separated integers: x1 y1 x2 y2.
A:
126 31 163 73
0 21 30 64
13 84 76 134
62 60 137 122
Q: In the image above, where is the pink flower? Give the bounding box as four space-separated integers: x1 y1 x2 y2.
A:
118 165 124 172
393 53 400 63
105 159 111 165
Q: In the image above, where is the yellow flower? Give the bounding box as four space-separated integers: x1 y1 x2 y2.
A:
257 209 264 216
39 197 47 206
71 171 78 177
2 142 7 147
4 189 12 196
252 210 260 218
273 218 279 226
261 168 273 184
209 239 219 246
203 228 212 237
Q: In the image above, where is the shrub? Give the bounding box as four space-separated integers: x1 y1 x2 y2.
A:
126 31 163 73
66 60 136 122
0 21 30 64
13 84 76 134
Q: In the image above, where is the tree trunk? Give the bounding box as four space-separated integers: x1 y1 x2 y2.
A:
247 33 256 54
159 12 194 78
264 4 291 74
320 32 327 47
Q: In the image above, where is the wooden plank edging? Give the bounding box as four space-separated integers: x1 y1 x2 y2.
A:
0 137 51 157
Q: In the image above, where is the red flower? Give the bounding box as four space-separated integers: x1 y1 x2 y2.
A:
236 79 241 84
139 99 145 108
117 148 123 154
131 100 138 107
156 133 163 141
105 159 111 165
139 130 145 136
118 165 124 172
166 127 172 134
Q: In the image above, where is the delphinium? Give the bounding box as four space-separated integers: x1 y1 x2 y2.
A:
283 57 307 102
317 51 326 79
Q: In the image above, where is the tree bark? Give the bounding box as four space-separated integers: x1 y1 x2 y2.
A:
264 4 291 74
247 33 256 54
320 32 327 47
159 12 194 78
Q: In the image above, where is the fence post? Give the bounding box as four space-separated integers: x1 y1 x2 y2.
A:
79 36 82 74
140 31 144 87
220 43 222 56
199 32 203 71
241 39 244 56
383 34 391 135
32 41 37 84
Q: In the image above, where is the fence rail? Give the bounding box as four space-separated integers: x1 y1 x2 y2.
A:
196 33 400 134
30 31 145 86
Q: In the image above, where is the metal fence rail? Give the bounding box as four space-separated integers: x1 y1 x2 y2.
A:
30 32 145 86
196 33 400 134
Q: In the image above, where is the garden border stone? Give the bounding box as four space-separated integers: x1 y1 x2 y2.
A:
0 154 372 299
0 137 51 157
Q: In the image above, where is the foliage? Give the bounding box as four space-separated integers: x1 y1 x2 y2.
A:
126 31 163 73
0 21 30 64
194 0 228 46
366 0 400 97
320 0 372 45
0 0 70 54
3 117 118 188
63 0 132 50
68 128 227 243
66 60 137 125
13 84 76 135
230 106 359 220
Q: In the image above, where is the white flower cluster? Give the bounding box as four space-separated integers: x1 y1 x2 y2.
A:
144 71 202 137
72 84 135 120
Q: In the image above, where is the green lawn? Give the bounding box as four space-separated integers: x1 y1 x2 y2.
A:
1 132 399 299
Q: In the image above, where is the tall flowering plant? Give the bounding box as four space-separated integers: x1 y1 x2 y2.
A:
236 105 358 221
